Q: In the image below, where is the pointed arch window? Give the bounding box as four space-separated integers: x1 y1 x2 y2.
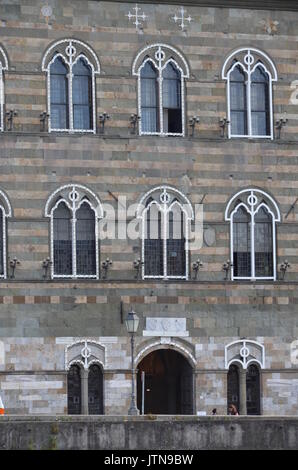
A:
42 39 100 133
222 48 277 139
0 189 12 279
137 186 193 280
0 46 9 132
133 44 189 136
45 184 103 279
225 189 280 281
66 340 105 415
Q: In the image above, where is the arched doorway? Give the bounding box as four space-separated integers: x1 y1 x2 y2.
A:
88 364 104 414
246 364 261 415
67 365 81 414
227 364 240 414
137 349 194 414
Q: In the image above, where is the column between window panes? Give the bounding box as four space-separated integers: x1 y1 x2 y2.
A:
72 214 77 277
81 368 89 415
250 203 255 279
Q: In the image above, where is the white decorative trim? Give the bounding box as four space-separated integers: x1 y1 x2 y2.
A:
225 339 265 370
42 39 100 73
137 186 193 280
45 184 103 279
134 339 196 367
132 44 189 137
222 48 277 140
132 44 189 77
171 6 193 31
126 3 147 31
0 190 12 280
42 39 100 134
225 188 280 281
0 47 8 133
65 339 106 371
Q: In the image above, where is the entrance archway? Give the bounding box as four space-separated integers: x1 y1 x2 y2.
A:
137 349 194 414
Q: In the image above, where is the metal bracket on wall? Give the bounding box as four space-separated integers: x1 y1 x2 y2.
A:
285 197 298 219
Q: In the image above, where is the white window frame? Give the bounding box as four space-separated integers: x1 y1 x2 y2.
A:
137 185 194 280
222 48 278 140
0 46 8 132
132 44 190 137
225 188 281 281
225 339 265 370
45 184 103 279
0 190 12 279
42 39 100 134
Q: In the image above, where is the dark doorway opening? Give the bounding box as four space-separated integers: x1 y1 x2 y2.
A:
137 349 193 415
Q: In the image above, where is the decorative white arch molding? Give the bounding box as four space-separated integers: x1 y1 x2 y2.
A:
134 338 197 368
225 339 265 370
225 188 280 281
137 186 194 280
222 47 278 140
42 38 101 134
0 189 12 279
0 46 9 132
65 339 106 371
132 44 189 137
45 184 103 279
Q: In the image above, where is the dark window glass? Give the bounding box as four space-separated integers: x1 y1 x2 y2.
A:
227 365 240 414
144 202 163 276
141 61 159 133
233 206 251 277
76 202 96 276
50 56 68 129
251 66 270 136
167 206 186 277
88 365 104 414
254 206 273 277
162 63 182 133
53 202 72 275
0 210 3 275
68 365 81 414
72 58 92 130
246 364 261 415
230 65 247 136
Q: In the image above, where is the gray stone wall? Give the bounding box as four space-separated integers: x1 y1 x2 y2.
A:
0 0 297 416
0 415 298 450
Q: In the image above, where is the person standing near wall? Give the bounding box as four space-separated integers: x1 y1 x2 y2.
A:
0 395 4 414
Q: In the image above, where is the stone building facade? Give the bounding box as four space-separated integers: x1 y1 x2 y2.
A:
0 0 298 416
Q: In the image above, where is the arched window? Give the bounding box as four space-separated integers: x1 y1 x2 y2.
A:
222 48 277 139
0 189 12 279
133 44 189 136
246 364 261 415
225 189 280 280
0 46 8 132
227 364 240 414
66 340 105 415
67 365 81 415
88 364 104 415
137 186 194 280
225 340 264 415
45 184 103 279
42 39 100 133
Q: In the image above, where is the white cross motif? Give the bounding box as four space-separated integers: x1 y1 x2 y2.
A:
172 7 192 31
126 4 147 31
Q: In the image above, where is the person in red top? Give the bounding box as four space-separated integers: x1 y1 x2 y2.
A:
0 395 4 415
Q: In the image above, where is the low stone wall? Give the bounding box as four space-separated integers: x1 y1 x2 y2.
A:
0 416 297 450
